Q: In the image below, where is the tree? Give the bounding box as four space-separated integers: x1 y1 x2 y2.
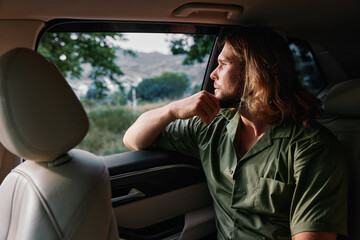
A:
170 34 215 65
85 87 99 100
192 84 202 94
110 90 128 106
38 32 135 99
135 72 190 102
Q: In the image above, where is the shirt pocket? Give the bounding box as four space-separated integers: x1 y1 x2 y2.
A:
254 177 295 219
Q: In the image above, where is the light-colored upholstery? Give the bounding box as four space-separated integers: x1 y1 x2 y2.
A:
0 48 118 240
322 79 360 240
0 143 21 184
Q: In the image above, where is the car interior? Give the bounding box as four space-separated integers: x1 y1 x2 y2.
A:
0 0 359 240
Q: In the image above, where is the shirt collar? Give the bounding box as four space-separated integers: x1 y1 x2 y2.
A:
221 109 240 143
221 109 294 161
220 108 238 121
270 120 293 139
240 122 293 160
221 108 293 140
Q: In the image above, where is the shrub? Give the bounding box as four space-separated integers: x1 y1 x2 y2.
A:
76 101 169 155
76 104 139 155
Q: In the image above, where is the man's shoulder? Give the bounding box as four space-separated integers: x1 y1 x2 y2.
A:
284 120 340 147
281 121 346 170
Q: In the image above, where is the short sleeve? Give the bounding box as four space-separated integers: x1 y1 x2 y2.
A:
290 137 348 236
155 117 201 159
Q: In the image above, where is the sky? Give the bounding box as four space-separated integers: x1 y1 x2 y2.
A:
116 33 173 55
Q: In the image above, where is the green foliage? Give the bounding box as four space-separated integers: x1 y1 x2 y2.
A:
77 100 139 155
192 84 202 94
170 34 215 65
85 87 100 100
110 90 128 106
86 83 110 100
38 32 136 99
135 72 190 102
77 100 170 155
87 106 135 133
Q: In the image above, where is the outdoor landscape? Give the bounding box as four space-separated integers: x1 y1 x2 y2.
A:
70 51 209 155
77 99 169 155
38 32 213 155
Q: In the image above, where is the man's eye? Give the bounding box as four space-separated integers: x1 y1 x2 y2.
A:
219 63 226 69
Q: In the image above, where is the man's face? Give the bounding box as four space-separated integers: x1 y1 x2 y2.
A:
210 43 243 108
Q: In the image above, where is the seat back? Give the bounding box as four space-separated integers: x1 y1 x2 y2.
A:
0 48 118 240
322 79 360 240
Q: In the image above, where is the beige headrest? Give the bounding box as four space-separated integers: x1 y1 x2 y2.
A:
324 79 360 118
0 48 89 162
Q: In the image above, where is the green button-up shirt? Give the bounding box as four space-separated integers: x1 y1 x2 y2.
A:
156 109 347 239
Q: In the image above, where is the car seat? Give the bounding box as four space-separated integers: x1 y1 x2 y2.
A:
0 48 118 240
322 79 360 240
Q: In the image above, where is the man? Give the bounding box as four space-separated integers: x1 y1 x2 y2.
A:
123 27 347 240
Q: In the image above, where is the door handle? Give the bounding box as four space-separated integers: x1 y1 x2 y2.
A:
112 188 146 206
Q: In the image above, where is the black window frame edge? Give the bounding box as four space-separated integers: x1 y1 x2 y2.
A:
35 19 222 49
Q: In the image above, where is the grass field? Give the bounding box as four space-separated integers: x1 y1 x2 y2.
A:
76 100 170 155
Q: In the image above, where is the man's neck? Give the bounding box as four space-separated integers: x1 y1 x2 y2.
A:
240 112 270 137
235 112 270 157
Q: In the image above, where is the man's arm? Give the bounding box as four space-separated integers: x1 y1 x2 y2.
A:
123 91 220 151
292 232 337 240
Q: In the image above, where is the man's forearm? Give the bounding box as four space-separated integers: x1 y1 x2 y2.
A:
123 105 175 150
292 232 337 240
123 91 220 151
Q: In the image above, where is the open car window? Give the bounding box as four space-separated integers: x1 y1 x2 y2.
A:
37 23 217 155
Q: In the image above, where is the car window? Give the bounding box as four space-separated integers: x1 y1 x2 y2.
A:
38 32 214 155
288 39 325 94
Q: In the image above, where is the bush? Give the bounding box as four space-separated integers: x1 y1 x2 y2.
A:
76 104 139 155
136 72 190 102
76 101 169 155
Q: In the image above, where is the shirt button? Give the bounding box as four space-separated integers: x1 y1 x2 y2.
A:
229 169 234 174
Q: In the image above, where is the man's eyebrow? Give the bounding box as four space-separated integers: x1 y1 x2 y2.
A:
218 55 233 63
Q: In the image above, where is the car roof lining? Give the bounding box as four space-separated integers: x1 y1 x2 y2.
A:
1 0 359 38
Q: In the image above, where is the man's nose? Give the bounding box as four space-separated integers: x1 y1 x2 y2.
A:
210 67 218 80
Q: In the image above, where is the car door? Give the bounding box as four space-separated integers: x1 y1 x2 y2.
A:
37 20 221 240
103 148 215 239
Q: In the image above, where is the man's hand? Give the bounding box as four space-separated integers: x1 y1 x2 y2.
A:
168 90 220 124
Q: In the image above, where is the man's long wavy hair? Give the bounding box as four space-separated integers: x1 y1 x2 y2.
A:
223 27 323 126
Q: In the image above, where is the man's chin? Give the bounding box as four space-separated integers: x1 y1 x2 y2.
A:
219 94 241 108
220 97 241 108
214 91 241 108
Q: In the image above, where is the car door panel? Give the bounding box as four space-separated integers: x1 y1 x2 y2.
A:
102 148 216 239
113 183 212 228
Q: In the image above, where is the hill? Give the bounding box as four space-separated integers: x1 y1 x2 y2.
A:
68 50 209 97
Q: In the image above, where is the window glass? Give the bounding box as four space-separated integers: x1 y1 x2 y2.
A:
288 39 325 94
38 32 214 155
